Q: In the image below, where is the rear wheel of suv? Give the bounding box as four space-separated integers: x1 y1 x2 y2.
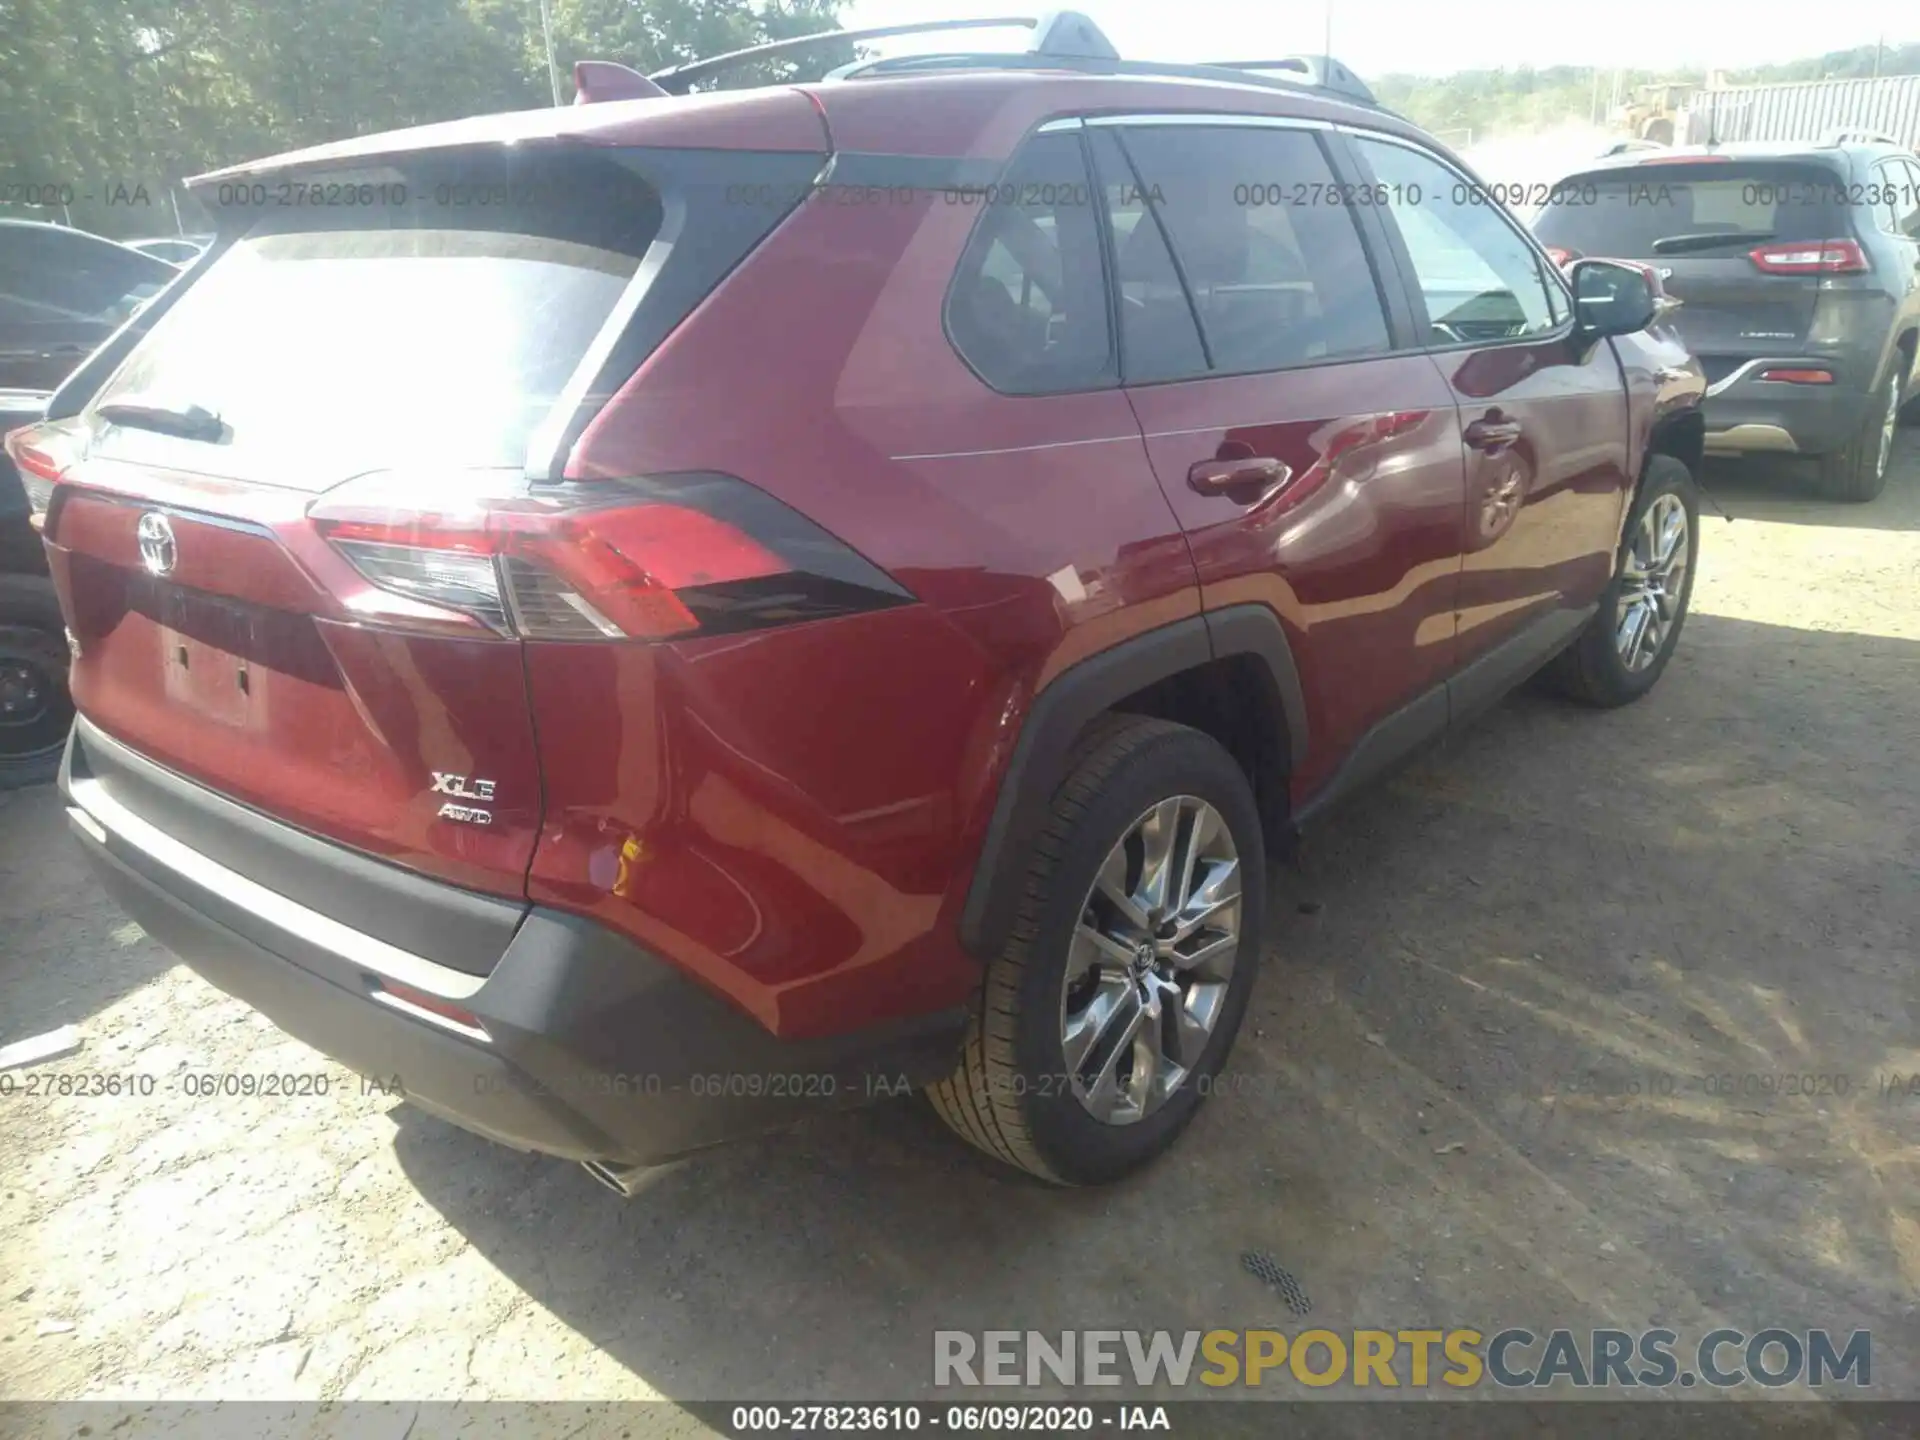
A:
0 575 73 790
929 716 1265 1185
1816 362 1903 503
1546 456 1699 709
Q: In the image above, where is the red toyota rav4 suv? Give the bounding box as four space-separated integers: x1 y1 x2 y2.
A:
14 16 1706 1190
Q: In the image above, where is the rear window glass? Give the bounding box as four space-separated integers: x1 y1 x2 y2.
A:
89 151 665 490
1533 163 1846 260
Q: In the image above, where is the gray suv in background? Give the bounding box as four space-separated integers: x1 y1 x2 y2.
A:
1535 137 1920 501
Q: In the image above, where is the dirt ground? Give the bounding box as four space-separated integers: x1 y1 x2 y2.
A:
2 438 1917 1418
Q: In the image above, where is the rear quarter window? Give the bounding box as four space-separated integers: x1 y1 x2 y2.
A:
944 132 1116 395
1534 162 1850 260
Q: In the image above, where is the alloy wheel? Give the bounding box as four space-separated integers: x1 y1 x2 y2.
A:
0 635 60 759
1061 795 1241 1125
1614 492 1690 673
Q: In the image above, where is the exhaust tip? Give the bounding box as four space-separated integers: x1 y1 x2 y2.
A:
581 1158 655 1198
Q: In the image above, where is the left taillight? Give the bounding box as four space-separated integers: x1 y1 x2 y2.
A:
307 470 913 642
3 419 87 529
1749 238 1869 275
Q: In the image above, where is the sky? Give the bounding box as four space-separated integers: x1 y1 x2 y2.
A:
841 0 1918 78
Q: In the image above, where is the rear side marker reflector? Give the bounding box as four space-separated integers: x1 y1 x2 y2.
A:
309 470 912 642
1758 368 1834 385
4 417 88 525
371 979 490 1041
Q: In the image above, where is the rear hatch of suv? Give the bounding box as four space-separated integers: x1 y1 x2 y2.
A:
1534 158 1857 387
40 115 827 968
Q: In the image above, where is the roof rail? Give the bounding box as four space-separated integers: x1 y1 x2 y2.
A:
834 51 1385 110
648 15 1039 94
1818 126 1901 147
639 11 1378 110
1200 55 1377 107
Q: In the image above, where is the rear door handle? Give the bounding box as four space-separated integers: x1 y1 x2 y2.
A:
1464 415 1523 453
1187 455 1292 500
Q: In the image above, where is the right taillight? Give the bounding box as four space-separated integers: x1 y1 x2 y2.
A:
4 418 87 527
308 470 912 642
1748 238 1869 275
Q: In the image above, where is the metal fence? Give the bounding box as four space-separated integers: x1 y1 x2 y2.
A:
1681 74 1920 148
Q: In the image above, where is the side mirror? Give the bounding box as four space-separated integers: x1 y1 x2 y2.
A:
1570 259 1658 339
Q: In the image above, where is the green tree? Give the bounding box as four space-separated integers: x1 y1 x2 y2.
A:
0 0 846 236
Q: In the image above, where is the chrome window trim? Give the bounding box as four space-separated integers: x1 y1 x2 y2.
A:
524 186 690 483
66 777 490 1003
1085 112 1331 132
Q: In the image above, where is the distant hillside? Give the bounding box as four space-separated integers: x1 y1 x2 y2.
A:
1374 42 1920 141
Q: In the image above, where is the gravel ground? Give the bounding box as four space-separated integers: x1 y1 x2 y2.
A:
2 438 1917 1416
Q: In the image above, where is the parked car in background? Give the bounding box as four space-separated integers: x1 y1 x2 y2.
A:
1533 137 1920 501
18 14 1706 1191
1 388 69 788
0 221 168 785
126 235 212 265
0 220 177 392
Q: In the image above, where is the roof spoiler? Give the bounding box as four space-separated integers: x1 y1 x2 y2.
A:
573 60 667 104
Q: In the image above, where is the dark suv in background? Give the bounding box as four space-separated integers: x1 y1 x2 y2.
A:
0 221 178 784
16 13 1705 1190
1535 135 1920 501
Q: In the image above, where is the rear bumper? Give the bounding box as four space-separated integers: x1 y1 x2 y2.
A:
60 725 965 1168
1702 361 1872 456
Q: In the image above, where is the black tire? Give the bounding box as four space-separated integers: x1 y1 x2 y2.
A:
1815 361 1903 503
928 715 1266 1185
0 573 73 790
1546 456 1699 709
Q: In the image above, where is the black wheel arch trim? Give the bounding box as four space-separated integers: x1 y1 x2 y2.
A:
957 604 1307 960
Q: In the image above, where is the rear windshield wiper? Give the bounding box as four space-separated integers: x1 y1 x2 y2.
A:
95 398 224 442
1650 231 1775 256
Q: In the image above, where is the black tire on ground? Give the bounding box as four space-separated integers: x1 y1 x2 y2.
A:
0 572 73 791
1815 360 1904 503
928 715 1266 1185
1546 455 1699 709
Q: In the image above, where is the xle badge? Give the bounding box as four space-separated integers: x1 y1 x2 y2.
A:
431 772 496 826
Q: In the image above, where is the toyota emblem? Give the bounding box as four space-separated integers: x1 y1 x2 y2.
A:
136 511 177 577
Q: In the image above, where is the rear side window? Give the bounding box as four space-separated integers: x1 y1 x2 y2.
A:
1087 129 1207 385
89 146 820 489
1116 126 1391 374
946 133 1115 394
1532 162 1849 260
1885 159 1920 240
